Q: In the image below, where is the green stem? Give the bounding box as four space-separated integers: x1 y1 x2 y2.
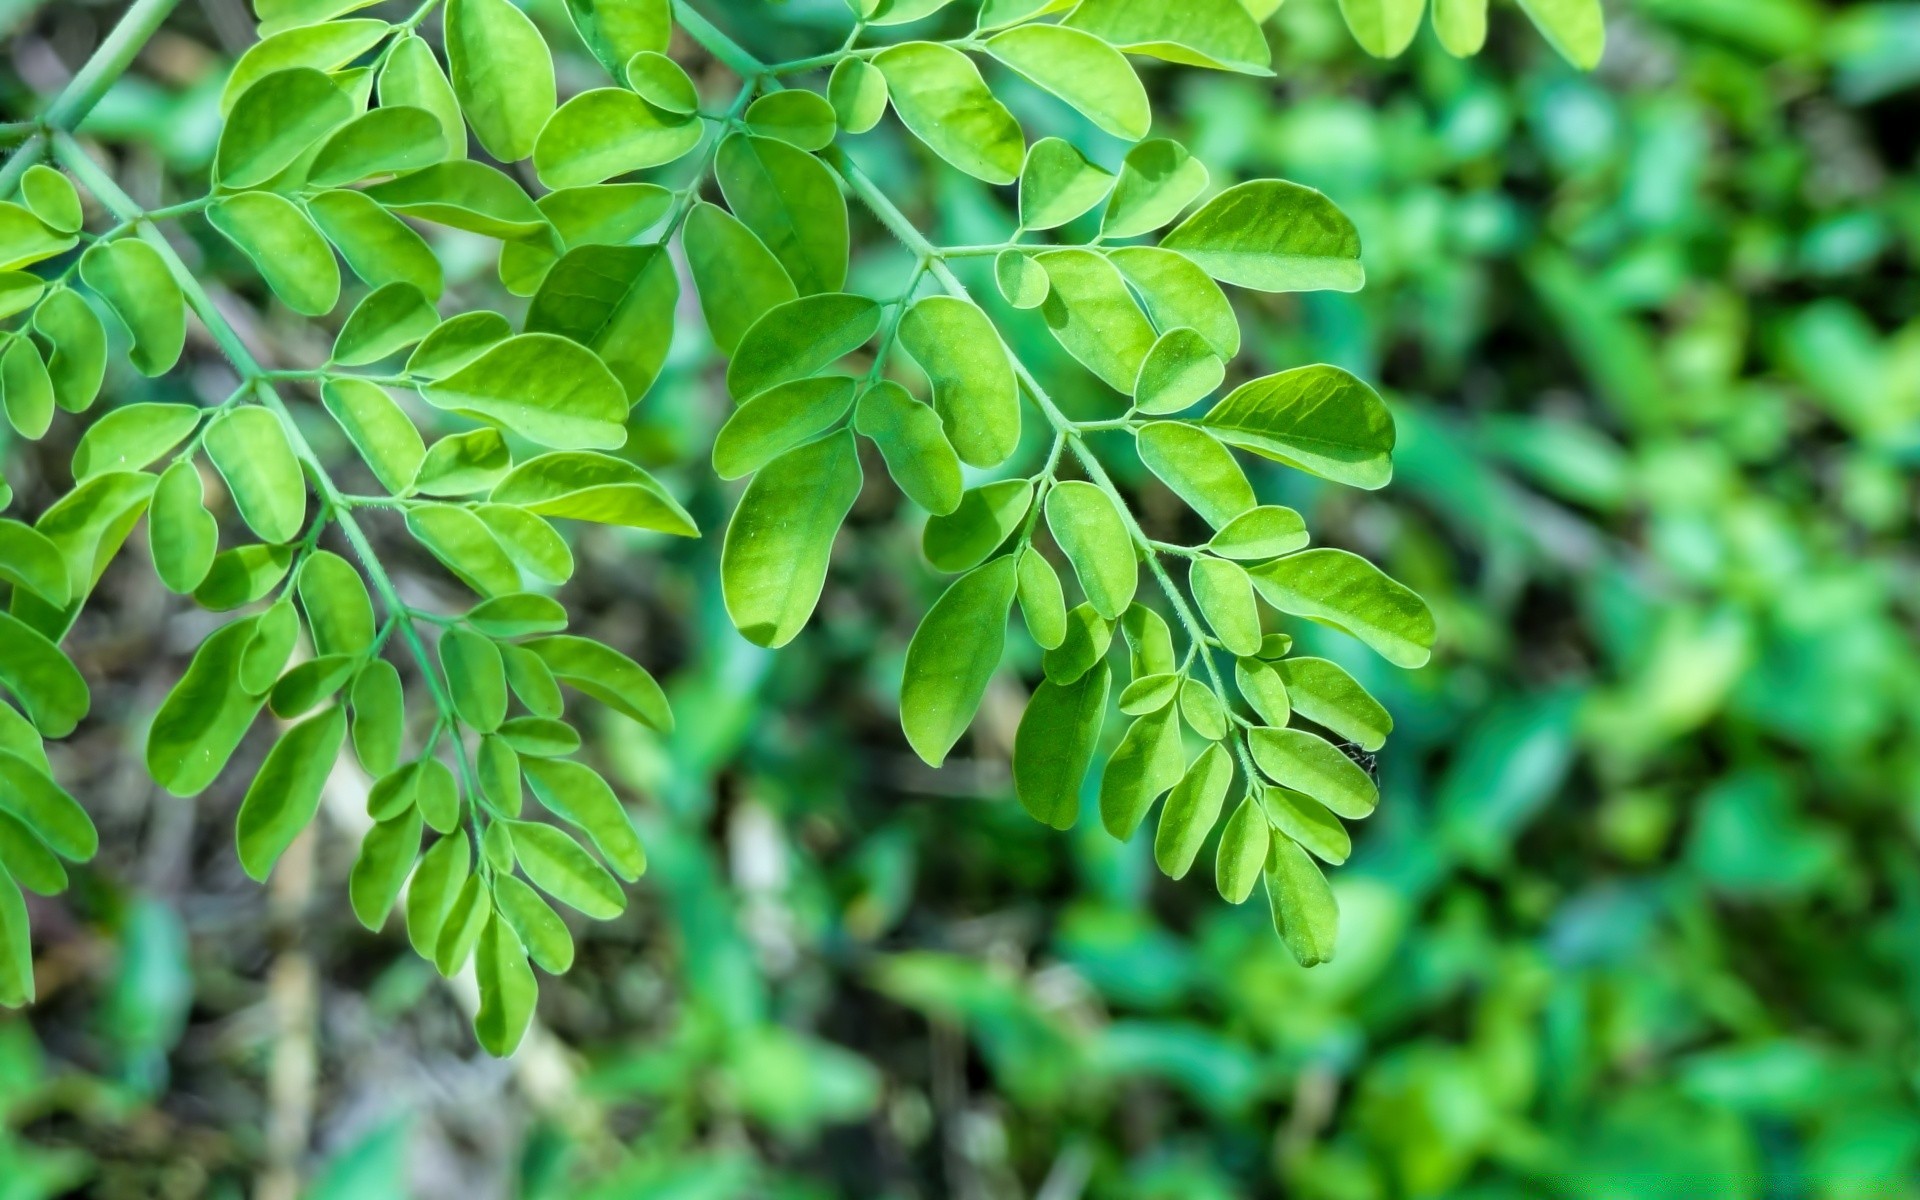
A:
669 0 769 79
51 131 461 742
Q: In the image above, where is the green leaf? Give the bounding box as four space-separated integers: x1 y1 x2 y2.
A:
503 646 562 718
1045 481 1137 620
0 336 53 439
0 203 75 273
240 599 300 695
565 0 669 79
508 820 625 918
0 520 68 607
1236 655 1290 726
419 334 627 450
208 192 340 316
498 716 580 758
1215 794 1268 903
446 0 555 161
1099 706 1185 840
533 88 701 188
524 635 671 731
0 866 32 1005
501 183 672 296
306 189 445 299
1135 420 1254 529
149 462 218 594
746 90 838 152
0 273 44 322
0 811 67 896
363 161 550 240
441 627 507 733
193 544 294 610
1208 505 1308 560
320 377 424 494
0 750 95 862
309 105 449 187
415 759 461 834
873 42 1026 185
481 749 522 821
216 67 354 188
406 504 522 597
1201 364 1394 489
33 289 106 413
1189 557 1261 655
16 470 154 637
1044 602 1113 684
1065 0 1272 74
71 402 200 481
522 756 645 879
1133 329 1224 415
986 24 1150 140
721 431 862 649
828 57 888 134
1274 657 1392 751
204 407 307 544
466 593 568 639
292 551 371 658
714 133 849 296
976 0 1077 30
714 376 858 481
490 451 696 534
1264 834 1338 965
1515 0 1605 67
1432 0 1488 55
20 166 81 234
854 380 964 515
897 296 1020 469
146 618 266 796
995 250 1049 309
1037 249 1157 392
1248 726 1378 818
1180 677 1227 739
1246 548 1435 668
923 479 1031 573
624 50 697 112
268 655 356 718
1155 742 1232 879
254 0 386 36
332 283 439 369
77 240 184 377
726 293 880 402
234 706 345 881
1013 662 1110 830
1016 547 1067 650
0 627 87 749
684 202 797 355
868 0 959 23
901 555 1017 766
350 659 405 776
405 830 470 959
220 18 389 113
1262 786 1350 866
407 311 511 379
1337 0 1426 56
526 243 677 401
378 34 466 160
1162 181 1363 293
473 913 537 1056
492 873 573 972
474 506 573 585
1119 673 1179 714
1107 245 1240 360
349 807 421 930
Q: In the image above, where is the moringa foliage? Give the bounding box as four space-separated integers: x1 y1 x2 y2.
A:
0 0 1600 1054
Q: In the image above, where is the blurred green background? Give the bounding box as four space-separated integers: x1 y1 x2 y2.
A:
4 0 1920 1196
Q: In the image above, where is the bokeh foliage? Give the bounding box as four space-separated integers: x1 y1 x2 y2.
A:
3 0 1919 1196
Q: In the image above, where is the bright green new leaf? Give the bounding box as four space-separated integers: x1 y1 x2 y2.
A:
474 506 573 585
235 706 346 881
479 742 522 819
33 289 106 413
419 334 628 450
446 0 556 161
473 913 537 1056
721 431 862 649
1337 0 1427 57
0 337 52 439
1265 834 1339 965
332 282 439 367
320 377 425 494
1155 742 1232 879
726 293 880 401
490 451 697 534
874 42 1026 185
1065 0 1272 74
923 479 1032 573
1215 795 1269 903
1432 0 1488 55
149 462 218 594
498 716 580 758
77 240 184 376
854 380 963 515
1135 420 1255 528
467 593 567 638
1037 249 1158 392
1045 480 1138 619
501 182 673 296
1016 547 1067 650
0 520 68 608
71 402 200 481
1162 180 1364 293
1201 364 1395 489
684 202 797 355
1013 661 1110 830
1107 245 1240 360
219 19 389 114
1515 0 1605 68
1263 786 1350 866
379 34 466 159
867 0 959 23
1247 548 1436 667
1134 328 1224 415
363 162 550 240
901 555 1017 766
995 250 1049 309
1209 505 1308 560
146 618 266 796
405 830 470 960
16 470 154 637
523 635 671 732
406 504 522 597
533 89 701 188
0 273 43 322
715 133 849 295
493 873 573 973
0 203 75 274
1190 556 1262 655
20 166 81 234
1275 657 1393 751
1099 706 1185 840
1236 655 1290 726
215 67 354 189
1118 673 1180 715
1044 602 1113 684
407 310 511 379
306 189 445 299
565 0 670 80
508 820 625 918
350 659 405 777
1249 726 1378 819
714 376 858 481
309 105 449 187
208 192 340 316
987 25 1151 140
625 51 697 112
522 757 646 879
897 296 1019 468
204 407 307 544
746 90 839 152
295 551 374 658
828 57 888 134
441 627 507 732
1180 677 1228 739
526 243 677 401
